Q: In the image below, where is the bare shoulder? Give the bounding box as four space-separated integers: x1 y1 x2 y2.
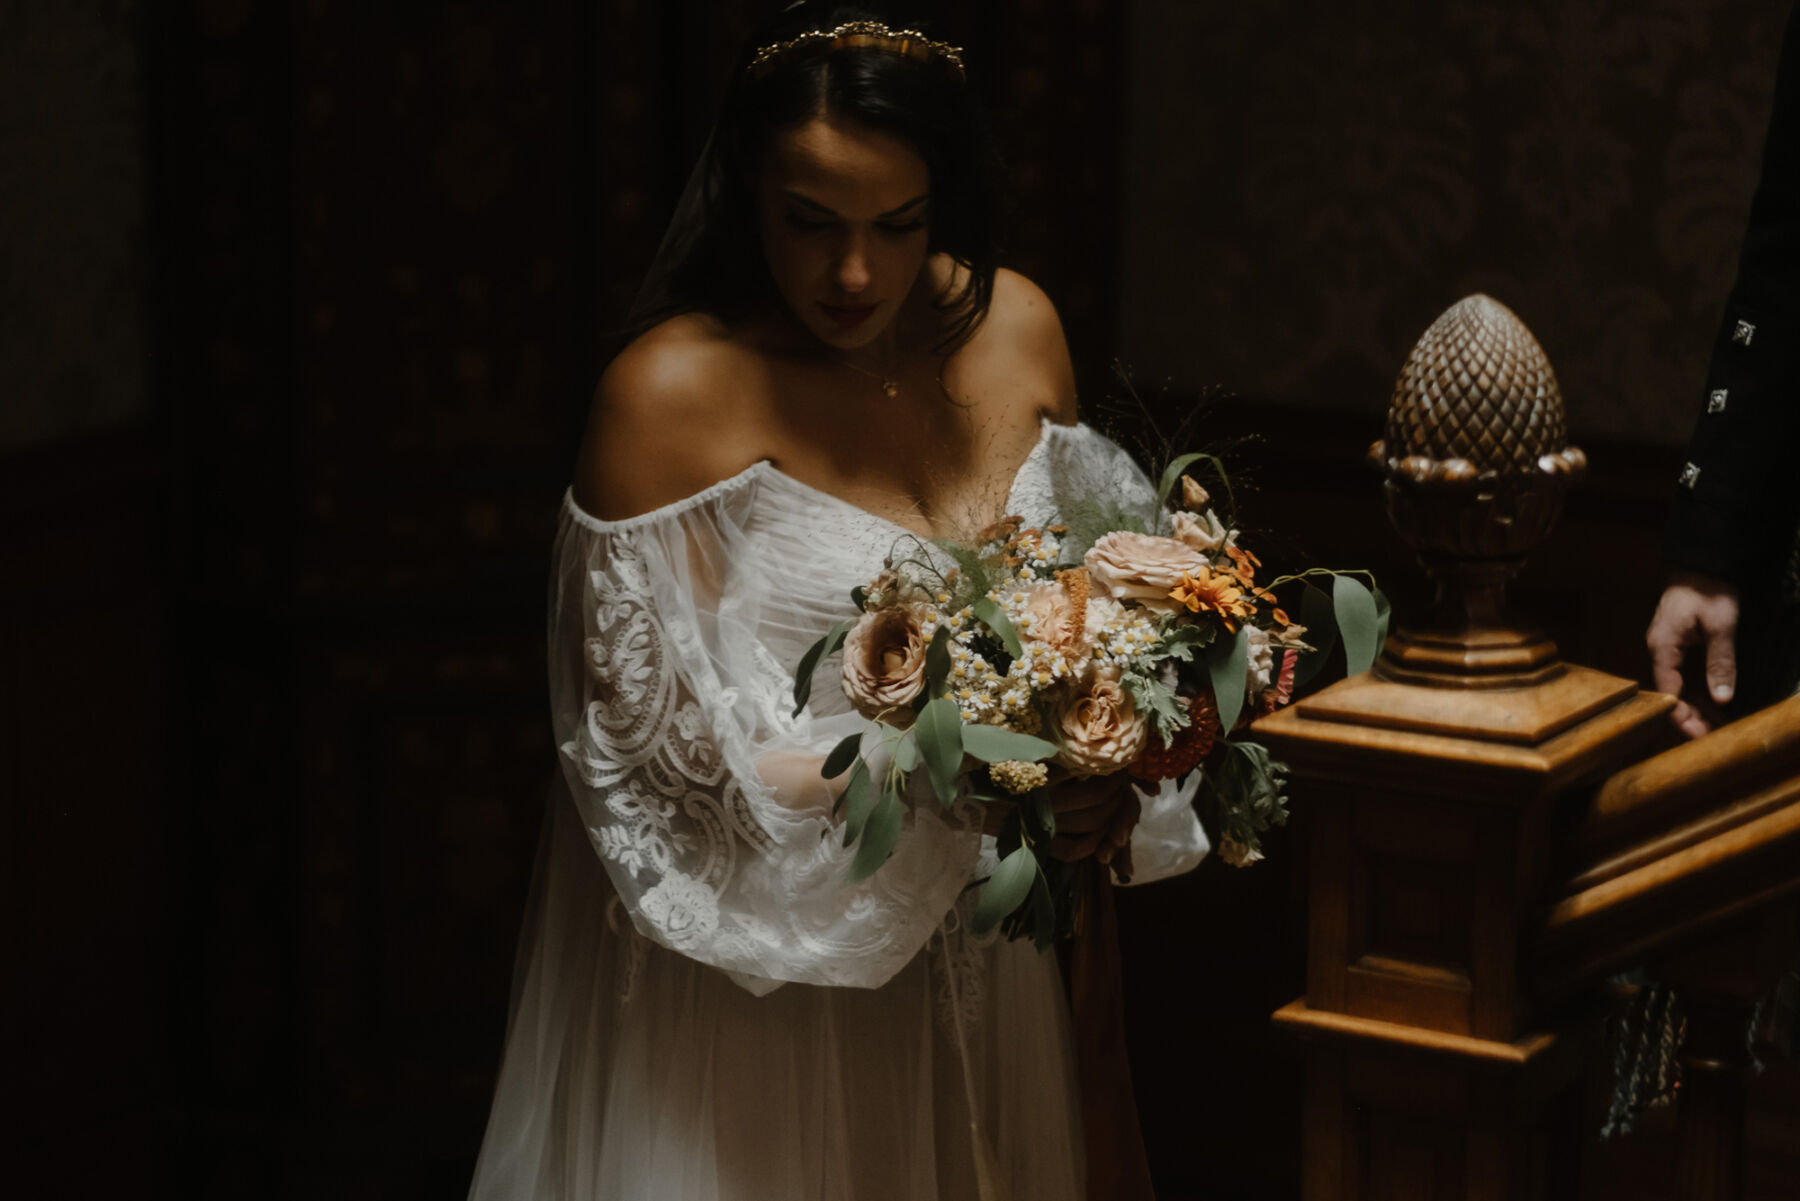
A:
948 266 1079 427
573 314 765 520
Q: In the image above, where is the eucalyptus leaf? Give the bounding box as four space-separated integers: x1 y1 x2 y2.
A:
1206 623 1252 735
791 618 852 717
960 723 1056 764
821 732 863 780
1373 585 1392 651
889 726 919 772
848 789 903 882
972 845 1037 934
1333 574 1381 676
1292 585 1340 690
924 625 954 699
839 759 875 845
972 597 1024 659
914 695 964 809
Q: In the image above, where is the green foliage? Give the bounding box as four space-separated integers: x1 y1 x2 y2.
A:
1205 624 1252 733
848 786 904 882
886 722 919 771
1205 737 1291 861
914 696 964 810
1121 670 1189 742
839 759 875 846
960 724 1056 764
1146 620 1215 665
792 618 852 717
1155 451 1236 518
1333 575 1381 676
820 732 862 781
930 538 993 608
972 845 1037 935
1293 583 1340 690
924 625 954 699
971 597 1025 659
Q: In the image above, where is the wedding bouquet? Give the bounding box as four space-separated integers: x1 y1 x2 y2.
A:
791 451 1385 948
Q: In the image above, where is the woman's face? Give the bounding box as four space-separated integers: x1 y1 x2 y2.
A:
756 113 932 353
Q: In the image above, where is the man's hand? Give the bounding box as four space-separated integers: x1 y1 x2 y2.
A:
1645 570 1741 739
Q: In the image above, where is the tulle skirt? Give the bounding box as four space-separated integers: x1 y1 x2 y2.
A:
467 782 1086 1200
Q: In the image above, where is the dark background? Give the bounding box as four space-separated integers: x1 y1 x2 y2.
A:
3 1 1790 1198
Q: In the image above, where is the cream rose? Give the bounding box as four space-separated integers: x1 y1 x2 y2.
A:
1170 509 1234 554
841 604 932 719
1244 624 1275 694
1052 666 1149 777
1084 531 1212 614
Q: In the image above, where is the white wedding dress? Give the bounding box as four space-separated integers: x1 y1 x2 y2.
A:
467 419 1210 1201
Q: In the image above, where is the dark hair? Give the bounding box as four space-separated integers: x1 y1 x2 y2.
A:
635 1 1002 355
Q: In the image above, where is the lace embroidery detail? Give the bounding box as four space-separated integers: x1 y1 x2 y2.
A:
932 898 999 1040
569 534 757 925
565 527 973 986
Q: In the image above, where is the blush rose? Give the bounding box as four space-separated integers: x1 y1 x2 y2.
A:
1084 530 1214 614
1052 666 1150 777
841 604 932 719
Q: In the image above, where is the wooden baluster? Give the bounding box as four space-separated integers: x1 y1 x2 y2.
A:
1657 903 1798 1201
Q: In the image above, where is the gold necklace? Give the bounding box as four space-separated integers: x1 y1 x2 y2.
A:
839 355 901 399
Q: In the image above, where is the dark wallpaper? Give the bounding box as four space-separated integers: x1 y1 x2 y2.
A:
1119 0 1788 447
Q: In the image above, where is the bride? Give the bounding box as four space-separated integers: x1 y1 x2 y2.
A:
467 4 1210 1198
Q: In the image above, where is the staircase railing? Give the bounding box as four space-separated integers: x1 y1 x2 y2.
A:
1253 295 1800 1201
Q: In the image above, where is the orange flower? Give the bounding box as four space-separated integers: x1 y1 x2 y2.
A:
979 515 1024 543
1168 566 1255 629
1225 545 1262 585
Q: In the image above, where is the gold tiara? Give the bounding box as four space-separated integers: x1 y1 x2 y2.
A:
746 19 966 83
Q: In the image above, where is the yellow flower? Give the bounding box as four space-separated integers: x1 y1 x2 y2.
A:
1169 566 1255 629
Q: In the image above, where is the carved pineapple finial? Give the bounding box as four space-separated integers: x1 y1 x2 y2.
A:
1368 295 1587 687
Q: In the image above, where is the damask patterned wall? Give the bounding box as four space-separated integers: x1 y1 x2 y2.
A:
1117 0 1789 447
0 0 146 450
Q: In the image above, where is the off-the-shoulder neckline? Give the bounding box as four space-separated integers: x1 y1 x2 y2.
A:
561 416 1080 535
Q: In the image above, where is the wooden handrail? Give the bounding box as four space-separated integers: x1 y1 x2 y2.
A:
1564 693 1800 883
1536 694 1800 998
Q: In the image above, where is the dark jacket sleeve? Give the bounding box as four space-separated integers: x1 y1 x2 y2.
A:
1665 4 1800 588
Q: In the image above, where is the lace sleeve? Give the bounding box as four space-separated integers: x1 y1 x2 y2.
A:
549 477 981 994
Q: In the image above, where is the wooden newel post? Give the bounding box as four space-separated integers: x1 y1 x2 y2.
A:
1256 296 1675 1201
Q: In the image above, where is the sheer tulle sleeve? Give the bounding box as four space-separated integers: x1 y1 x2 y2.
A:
1032 423 1212 883
550 473 980 995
